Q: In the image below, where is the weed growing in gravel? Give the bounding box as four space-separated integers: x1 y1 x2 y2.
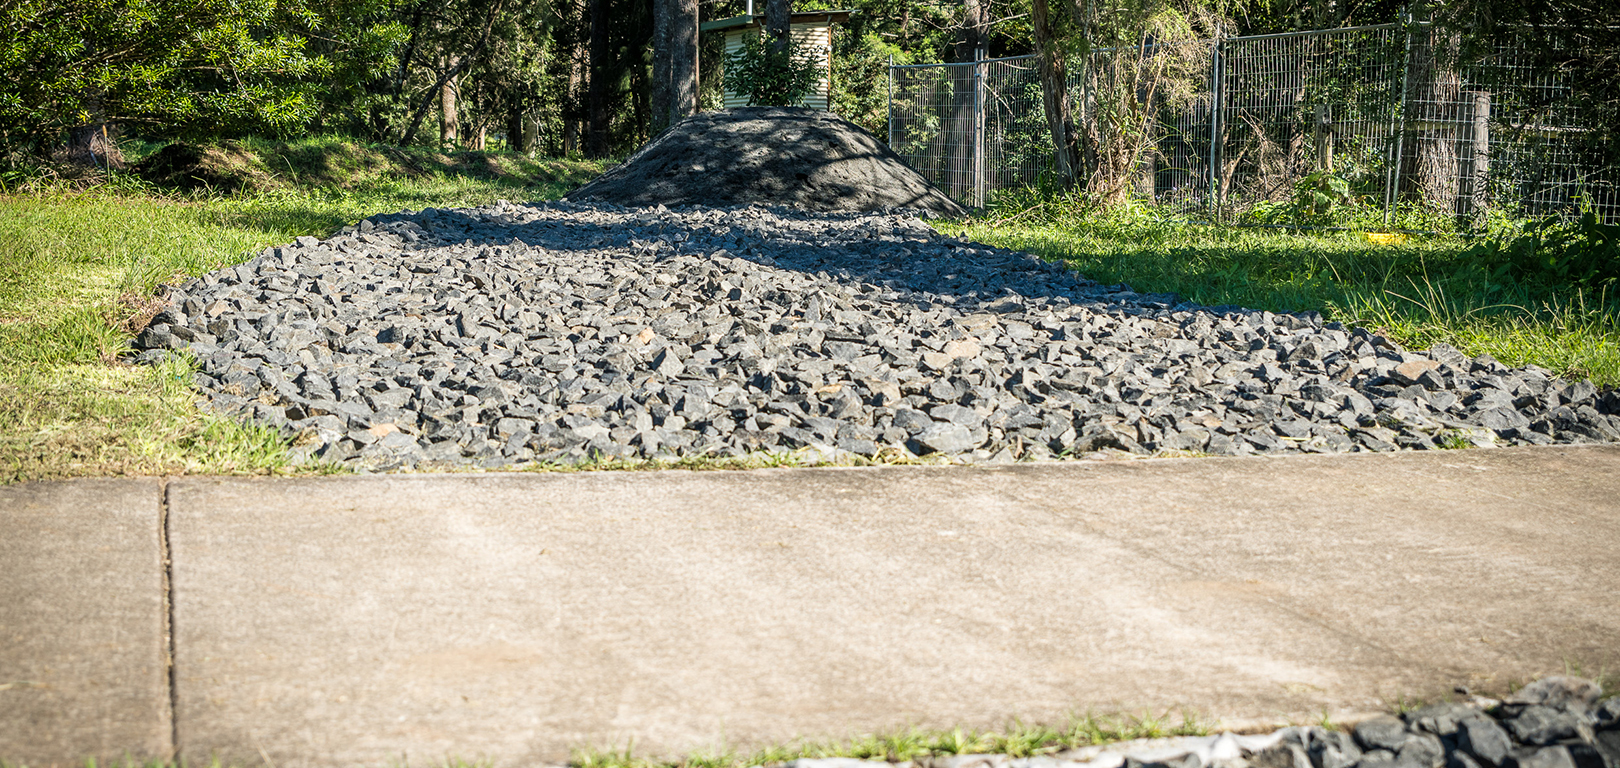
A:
940 196 1620 387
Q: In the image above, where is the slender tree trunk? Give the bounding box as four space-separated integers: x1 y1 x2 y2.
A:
507 103 529 152
1032 0 1080 186
946 0 985 200
63 111 123 171
632 47 651 142
565 4 585 155
652 0 672 133
399 0 506 146
765 0 791 61
587 0 610 157
440 67 460 147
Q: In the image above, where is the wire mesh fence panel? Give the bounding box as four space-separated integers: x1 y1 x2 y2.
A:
1461 29 1619 224
890 57 1054 206
889 61 977 204
1215 26 1404 222
888 23 1616 227
982 57 1055 196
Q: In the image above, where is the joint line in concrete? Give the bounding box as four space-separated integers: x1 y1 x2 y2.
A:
161 476 179 762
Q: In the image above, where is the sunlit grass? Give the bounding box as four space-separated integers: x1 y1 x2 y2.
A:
573 711 1209 768
940 200 1620 386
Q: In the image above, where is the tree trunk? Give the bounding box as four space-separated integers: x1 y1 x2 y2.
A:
765 0 791 61
1409 29 1462 211
1031 0 1080 186
398 0 505 147
507 104 529 152
565 6 585 156
440 68 460 147
945 0 986 201
667 0 698 126
587 0 610 157
632 46 651 143
62 120 124 171
652 0 672 133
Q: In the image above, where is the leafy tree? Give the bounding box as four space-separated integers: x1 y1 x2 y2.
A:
0 0 404 159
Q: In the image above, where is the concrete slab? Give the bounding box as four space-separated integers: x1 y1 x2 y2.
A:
165 445 1620 768
0 478 171 766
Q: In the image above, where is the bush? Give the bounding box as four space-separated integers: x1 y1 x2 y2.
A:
1467 212 1620 288
722 33 824 108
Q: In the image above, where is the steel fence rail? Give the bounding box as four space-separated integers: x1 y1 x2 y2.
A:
887 22 1618 227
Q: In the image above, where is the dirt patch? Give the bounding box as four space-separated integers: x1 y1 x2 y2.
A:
565 107 968 218
133 142 275 192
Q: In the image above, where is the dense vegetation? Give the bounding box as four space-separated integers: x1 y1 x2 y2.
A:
4 0 1614 163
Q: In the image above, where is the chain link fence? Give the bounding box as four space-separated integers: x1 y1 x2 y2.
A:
887 22 1618 227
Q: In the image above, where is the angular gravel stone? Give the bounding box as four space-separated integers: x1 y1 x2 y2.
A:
1359 717 1415 753
1461 716 1517 767
914 422 979 454
1510 677 1606 711
1507 748 1578 768
1508 707 1594 747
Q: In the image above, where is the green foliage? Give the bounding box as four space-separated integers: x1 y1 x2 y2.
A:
722 32 824 107
0 0 407 151
1243 170 1373 227
1465 213 1620 290
1292 170 1355 218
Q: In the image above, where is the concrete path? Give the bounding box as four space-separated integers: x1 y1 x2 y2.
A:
3 446 1618 768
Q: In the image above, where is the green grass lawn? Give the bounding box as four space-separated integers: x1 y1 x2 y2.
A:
3 143 1615 484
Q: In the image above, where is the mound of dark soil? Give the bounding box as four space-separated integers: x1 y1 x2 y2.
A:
132 139 597 194
133 142 271 192
566 107 969 218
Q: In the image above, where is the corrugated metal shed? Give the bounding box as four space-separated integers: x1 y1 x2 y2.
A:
701 10 853 111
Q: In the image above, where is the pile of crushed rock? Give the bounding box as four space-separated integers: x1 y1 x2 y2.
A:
565 107 968 219
758 676 1618 768
128 201 1619 470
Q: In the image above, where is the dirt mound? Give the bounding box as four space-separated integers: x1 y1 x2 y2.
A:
132 139 599 194
566 107 969 218
134 142 273 192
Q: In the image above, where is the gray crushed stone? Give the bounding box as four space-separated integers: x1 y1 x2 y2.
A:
754 676 1619 768
129 200 1620 471
565 107 969 219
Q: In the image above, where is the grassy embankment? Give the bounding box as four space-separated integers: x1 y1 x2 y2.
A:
0 136 602 484
3 138 1616 484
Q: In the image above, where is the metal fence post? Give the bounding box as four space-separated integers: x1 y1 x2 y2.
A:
973 45 987 208
1207 30 1223 220
887 55 895 148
